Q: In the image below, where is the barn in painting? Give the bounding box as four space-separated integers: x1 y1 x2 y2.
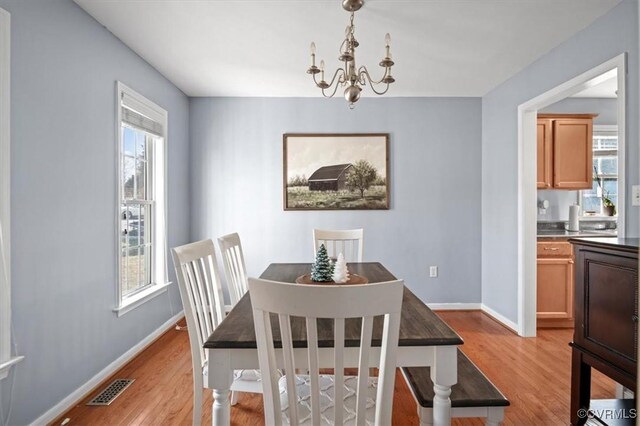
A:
308 163 353 191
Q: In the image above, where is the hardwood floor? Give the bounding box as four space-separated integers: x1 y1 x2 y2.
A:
53 311 616 426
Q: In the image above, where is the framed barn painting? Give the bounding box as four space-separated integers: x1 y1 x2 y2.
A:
283 133 390 210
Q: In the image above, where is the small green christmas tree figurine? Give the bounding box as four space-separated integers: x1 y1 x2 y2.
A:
311 244 333 282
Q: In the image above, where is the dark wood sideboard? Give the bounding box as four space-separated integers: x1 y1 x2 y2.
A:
568 238 639 426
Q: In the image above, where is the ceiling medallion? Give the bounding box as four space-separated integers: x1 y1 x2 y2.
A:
307 0 395 108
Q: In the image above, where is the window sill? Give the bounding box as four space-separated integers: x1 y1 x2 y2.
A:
113 282 172 317
580 216 618 221
0 356 24 381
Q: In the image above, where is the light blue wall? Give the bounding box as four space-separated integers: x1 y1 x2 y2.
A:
481 0 639 322
189 97 482 307
0 0 189 424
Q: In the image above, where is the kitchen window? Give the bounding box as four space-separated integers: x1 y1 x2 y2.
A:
115 82 169 316
580 127 618 216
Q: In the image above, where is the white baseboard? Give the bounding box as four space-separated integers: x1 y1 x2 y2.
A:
428 303 481 311
480 304 519 334
31 311 184 426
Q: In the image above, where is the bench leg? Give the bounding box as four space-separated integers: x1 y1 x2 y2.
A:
417 406 434 426
486 407 504 426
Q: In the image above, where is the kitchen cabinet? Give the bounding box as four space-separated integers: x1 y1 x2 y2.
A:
537 240 574 328
537 119 553 189
537 114 595 190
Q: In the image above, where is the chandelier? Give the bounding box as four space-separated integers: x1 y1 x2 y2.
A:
307 0 395 108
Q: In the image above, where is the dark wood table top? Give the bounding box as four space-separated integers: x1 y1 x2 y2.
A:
204 262 463 349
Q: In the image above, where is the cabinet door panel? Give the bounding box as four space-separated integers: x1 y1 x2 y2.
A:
537 119 553 189
553 118 593 189
537 258 573 319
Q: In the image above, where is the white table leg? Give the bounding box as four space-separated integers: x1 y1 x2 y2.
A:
430 345 457 426
213 389 231 425
207 349 233 426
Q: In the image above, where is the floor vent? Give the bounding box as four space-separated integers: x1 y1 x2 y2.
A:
86 379 135 406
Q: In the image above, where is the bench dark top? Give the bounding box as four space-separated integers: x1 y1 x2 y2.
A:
204 262 463 349
402 349 509 408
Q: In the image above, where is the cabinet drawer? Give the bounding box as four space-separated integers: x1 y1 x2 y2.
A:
538 241 572 257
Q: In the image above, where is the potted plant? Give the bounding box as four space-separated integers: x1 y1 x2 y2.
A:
594 166 616 216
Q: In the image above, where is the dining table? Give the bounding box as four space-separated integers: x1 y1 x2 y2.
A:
204 262 464 426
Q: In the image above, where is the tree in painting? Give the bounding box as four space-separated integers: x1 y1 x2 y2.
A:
346 160 378 198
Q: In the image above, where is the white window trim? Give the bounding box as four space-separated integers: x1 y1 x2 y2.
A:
113 82 170 317
0 8 23 381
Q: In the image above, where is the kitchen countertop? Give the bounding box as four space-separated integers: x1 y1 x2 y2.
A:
537 230 617 240
568 237 639 252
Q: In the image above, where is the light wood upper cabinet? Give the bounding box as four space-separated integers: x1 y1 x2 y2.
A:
553 118 593 189
537 119 553 189
536 114 595 190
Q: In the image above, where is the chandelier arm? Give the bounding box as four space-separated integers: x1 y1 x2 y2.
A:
321 68 346 98
359 66 388 86
361 68 390 95
325 67 347 89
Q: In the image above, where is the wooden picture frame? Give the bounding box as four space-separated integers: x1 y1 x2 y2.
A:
283 133 390 210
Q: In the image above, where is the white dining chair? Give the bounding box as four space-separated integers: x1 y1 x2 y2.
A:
217 232 249 307
171 240 263 424
313 228 364 262
249 278 404 425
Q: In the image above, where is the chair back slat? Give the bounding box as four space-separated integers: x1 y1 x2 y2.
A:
218 233 249 305
184 262 207 352
171 240 225 368
193 259 214 340
333 318 345 426
313 228 364 262
249 278 403 426
356 315 374 426
252 309 281 424
375 311 401 425
278 313 299 425
306 317 321 424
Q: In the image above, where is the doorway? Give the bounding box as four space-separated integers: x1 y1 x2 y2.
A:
516 54 627 337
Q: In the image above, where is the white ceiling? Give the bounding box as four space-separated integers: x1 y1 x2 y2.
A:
571 74 618 98
74 0 621 97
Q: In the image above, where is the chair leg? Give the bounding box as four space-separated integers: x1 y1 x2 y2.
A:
193 373 203 426
230 390 239 406
486 407 504 426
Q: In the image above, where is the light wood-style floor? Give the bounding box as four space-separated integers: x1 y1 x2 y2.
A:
53 311 616 425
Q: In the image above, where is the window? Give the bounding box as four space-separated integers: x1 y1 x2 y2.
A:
115 82 168 316
580 127 618 215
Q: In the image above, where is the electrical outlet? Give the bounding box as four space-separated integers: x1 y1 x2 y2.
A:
633 185 640 207
429 266 438 278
